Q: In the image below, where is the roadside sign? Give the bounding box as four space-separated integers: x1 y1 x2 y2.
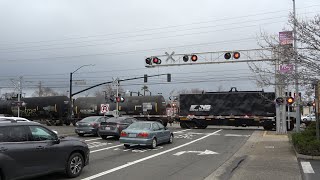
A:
100 104 109 114
280 64 294 73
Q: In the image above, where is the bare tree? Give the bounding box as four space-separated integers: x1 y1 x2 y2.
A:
249 14 320 92
32 87 59 97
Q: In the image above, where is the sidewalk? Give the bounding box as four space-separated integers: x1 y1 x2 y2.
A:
205 130 302 180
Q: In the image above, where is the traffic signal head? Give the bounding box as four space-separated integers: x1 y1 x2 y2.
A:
286 97 294 105
224 53 231 60
183 55 189 62
152 57 161 64
144 74 148 83
115 96 125 103
191 55 198 62
145 57 152 65
233 52 240 59
275 97 284 105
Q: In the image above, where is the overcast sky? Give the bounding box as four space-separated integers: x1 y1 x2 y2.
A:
0 0 319 99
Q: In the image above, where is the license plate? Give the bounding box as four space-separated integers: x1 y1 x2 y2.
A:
105 127 110 130
129 134 136 137
79 131 84 133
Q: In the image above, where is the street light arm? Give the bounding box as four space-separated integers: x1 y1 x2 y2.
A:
72 64 95 74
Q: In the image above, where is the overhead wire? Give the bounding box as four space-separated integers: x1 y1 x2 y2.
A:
0 4 319 47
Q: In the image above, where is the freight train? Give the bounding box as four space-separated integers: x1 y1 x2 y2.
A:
178 88 296 131
0 95 170 126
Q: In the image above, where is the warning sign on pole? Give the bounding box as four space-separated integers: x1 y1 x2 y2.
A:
100 104 109 114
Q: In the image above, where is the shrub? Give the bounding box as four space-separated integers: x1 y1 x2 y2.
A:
292 122 320 156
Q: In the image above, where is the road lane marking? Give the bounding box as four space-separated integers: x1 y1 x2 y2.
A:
81 129 222 180
301 162 315 174
90 144 123 153
85 138 102 142
224 134 250 137
173 150 218 156
173 129 191 134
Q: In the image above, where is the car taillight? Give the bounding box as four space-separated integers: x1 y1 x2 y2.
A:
120 131 127 137
137 132 149 138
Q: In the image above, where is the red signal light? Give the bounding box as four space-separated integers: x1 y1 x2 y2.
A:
233 52 240 59
145 58 152 65
183 55 189 62
286 97 294 105
152 57 161 64
191 55 198 62
224 53 231 60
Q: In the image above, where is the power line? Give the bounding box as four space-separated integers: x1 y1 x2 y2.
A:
0 15 291 52
0 4 318 47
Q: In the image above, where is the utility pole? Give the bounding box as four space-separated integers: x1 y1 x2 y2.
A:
116 78 119 116
293 0 301 132
314 81 320 140
39 81 42 97
17 76 22 117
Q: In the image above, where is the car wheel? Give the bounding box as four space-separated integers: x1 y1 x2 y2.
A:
65 153 84 178
168 134 173 144
78 133 84 137
150 138 157 149
101 135 107 140
124 144 130 148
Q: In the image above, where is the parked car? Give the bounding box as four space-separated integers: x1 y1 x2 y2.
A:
0 121 89 180
119 121 173 149
0 117 32 122
301 114 316 122
98 117 137 139
75 116 109 136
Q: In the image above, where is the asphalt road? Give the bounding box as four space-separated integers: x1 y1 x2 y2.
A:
31 125 254 180
299 158 320 180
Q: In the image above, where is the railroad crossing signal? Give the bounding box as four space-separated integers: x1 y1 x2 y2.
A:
286 97 294 105
224 52 240 60
275 97 284 105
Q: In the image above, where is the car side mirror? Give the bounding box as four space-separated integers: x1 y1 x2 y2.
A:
164 127 168 130
53 138 61 144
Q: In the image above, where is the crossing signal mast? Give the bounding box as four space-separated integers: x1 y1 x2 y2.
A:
144 49 274 68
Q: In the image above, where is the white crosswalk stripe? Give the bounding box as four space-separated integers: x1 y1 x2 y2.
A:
301 162 315 174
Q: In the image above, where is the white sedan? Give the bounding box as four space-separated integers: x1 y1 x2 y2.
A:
301 114 316 122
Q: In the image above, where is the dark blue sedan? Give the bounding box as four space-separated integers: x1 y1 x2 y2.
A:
119 121 173 149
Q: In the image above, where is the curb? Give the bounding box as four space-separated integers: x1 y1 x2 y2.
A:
293 145 320 160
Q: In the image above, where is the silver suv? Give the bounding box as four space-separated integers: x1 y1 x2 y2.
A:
0 121 89 180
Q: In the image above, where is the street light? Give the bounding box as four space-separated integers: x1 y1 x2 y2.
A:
69 64 94 120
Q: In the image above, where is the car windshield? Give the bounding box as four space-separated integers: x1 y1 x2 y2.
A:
127 122 151 130
80 117 98 122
